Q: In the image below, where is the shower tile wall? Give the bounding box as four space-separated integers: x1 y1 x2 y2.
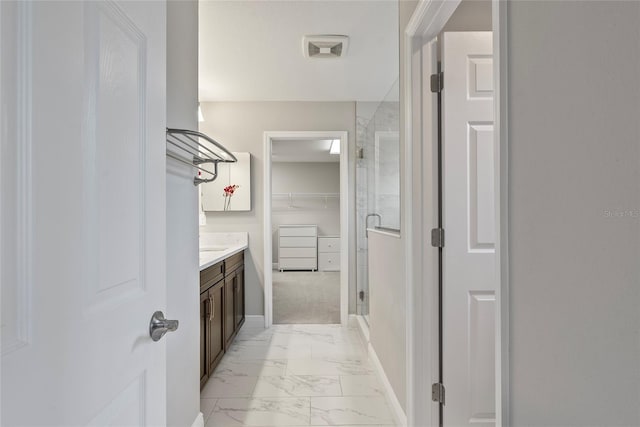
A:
369 100 400 230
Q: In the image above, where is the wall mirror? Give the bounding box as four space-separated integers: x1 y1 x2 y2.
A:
202 152 251 211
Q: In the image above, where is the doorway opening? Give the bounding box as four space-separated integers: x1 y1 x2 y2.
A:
404 0 507 426
263 131 350 327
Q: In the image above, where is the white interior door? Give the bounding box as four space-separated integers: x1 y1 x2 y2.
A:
442 31 495 427
1 1 168 425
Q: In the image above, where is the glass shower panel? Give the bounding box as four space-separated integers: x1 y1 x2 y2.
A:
356 78 400 321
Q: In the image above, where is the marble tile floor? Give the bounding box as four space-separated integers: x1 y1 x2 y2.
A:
201 323 396 427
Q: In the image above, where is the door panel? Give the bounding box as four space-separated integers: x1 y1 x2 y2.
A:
209 283 224 372
88 0 146 305
201 291 210 387
1 1 167 425
442 31 495 427
468 123 495 251
223 275 235 348
235 267 245 328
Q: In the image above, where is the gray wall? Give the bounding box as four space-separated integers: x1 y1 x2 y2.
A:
166 1 200 426
272 162 340 263
199 102 357 315
508 1 640 424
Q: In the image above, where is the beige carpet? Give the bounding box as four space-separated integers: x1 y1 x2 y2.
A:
272 271 340 324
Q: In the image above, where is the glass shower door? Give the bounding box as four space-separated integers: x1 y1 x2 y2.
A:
355 79 400 323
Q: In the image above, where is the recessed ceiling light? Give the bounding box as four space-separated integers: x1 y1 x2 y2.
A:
330 139 340 155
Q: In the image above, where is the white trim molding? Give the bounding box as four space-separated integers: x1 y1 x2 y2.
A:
1 0 34 356
493 1 510 424
191 412 204 427
243 315 266 328
368 343 407 427
352 314 370 344
403 0 509 426
263 131 350 328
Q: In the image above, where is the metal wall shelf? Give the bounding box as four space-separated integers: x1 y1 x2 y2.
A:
166 128 237 186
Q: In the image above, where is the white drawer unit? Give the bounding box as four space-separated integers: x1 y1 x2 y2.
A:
280 236 316 248
280 247 316 258
318 236 340 271
279 227 317 237
278 225 317 271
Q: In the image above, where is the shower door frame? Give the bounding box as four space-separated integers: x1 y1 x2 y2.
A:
263 131 351 327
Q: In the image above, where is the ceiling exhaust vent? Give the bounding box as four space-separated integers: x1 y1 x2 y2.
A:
303 35 349 59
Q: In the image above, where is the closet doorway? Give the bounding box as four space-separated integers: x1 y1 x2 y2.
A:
263 132 349 327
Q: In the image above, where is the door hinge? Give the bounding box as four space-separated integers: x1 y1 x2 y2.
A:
432 382 445 404
430 72 443 93
431 228 444 248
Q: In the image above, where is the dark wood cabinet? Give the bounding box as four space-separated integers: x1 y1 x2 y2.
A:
223 273 236 348
207 282 224 374
200 250 245 389
200 278 225 389
235 267 245 329
200 291 209 388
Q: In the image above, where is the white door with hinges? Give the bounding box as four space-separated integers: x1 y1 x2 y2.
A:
1 1 168 425
442 31 496 427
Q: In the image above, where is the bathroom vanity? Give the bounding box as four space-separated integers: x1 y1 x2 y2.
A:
199 233 248 389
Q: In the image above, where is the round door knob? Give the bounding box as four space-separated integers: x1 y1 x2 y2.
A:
149 311 179 342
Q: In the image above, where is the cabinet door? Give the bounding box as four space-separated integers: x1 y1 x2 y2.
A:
200 291 210 389
223 274 236 348
235 266 245 329
208 283 224 373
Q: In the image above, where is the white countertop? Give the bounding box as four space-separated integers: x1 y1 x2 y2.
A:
199 232 249 271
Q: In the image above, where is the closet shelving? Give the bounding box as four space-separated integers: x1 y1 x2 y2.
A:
166 128 237 186
272 193 339 209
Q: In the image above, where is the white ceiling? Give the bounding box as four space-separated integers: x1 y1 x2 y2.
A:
198 0 399 102
272 140 340 163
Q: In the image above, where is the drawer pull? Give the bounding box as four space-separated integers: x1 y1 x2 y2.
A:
210 295 214 321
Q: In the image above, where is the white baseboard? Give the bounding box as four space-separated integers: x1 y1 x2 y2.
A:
244 315 265 328
191 412 204 427
368 342 407 427
352 314 370 344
